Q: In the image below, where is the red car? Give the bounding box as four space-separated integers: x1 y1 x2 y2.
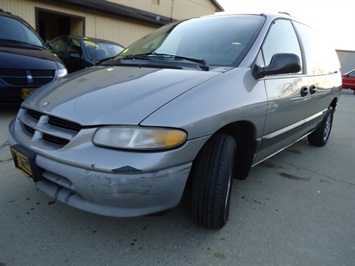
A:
342 69 355 91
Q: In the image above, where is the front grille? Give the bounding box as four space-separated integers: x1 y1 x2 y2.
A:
0 69 55 86
48 116 82 132
42 134 71 146
19 108 82 148
24 124 35 135
27 109 42 120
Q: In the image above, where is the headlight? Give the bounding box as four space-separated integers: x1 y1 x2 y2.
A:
56 68 68 78
93 126 187 150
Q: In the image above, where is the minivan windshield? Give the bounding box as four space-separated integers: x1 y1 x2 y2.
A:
116 15 265 67
0 15 45 48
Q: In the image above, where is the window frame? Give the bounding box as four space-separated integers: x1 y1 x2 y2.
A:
260 18 304 75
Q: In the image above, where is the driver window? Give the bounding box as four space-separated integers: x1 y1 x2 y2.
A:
52 37 67 55
68 39 82 58
262 19 302 72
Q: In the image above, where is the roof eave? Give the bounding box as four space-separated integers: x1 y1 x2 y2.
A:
47 0 175 26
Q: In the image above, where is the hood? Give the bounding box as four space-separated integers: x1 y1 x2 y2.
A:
0 46 63 69
23 66 221 125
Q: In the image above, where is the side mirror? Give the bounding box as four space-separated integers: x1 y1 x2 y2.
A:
46 40 53 50
252 53 301 79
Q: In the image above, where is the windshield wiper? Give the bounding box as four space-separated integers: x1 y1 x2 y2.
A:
97 56 116 65
0 39 45 50
121 52 209 71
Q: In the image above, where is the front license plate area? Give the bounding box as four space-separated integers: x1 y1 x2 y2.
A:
10 145 43 182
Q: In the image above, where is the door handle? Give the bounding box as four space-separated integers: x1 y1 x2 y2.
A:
310 85 317 94
300 86 308 97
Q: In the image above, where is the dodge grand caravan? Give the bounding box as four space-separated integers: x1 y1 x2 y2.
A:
8 13 342 229
0 9 67 104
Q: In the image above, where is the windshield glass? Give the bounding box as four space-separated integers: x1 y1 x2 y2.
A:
83 40 124 61
0 15 45 47
117 15 265 66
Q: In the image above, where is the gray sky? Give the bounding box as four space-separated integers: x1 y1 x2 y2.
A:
217 0 355 51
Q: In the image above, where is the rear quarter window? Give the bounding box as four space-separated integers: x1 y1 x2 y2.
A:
293 22 340 75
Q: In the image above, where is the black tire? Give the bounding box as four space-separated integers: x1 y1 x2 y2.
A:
190 133 236 229
308 106 334 146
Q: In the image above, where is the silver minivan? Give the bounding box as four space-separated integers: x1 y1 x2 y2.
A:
8 13 341 229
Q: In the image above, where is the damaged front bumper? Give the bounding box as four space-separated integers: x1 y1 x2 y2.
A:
34 155 192 217
8 119 208 217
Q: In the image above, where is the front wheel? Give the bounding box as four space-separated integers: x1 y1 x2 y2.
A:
308 106 334 146
190 133 236 229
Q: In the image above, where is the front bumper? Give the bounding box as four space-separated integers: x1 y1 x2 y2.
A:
8 118 207 217
34 155 192 217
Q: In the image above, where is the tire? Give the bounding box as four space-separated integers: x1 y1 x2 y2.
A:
190 133 236 229
308 106 334 147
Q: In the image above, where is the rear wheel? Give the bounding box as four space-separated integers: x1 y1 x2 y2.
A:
190 133 236 229
308 106 334 146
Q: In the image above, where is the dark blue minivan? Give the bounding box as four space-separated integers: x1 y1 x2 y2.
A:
0 9 67 104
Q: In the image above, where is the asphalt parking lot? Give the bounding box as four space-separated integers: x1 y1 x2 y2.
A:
0 90 354 266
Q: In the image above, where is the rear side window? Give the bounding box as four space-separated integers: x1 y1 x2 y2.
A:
348 70 355 78
262 19 303 72
293 22 340 75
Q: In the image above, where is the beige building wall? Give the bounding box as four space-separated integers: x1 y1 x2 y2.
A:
1 0 220 46
1 0 156 46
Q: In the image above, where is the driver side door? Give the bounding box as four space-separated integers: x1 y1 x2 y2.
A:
256 19 309 162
